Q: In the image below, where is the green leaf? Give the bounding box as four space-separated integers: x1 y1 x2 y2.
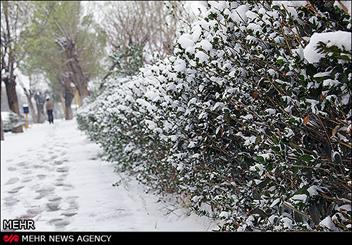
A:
298 154 315 163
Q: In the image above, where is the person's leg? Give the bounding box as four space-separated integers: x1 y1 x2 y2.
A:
47 110 50 123
49 110 53 124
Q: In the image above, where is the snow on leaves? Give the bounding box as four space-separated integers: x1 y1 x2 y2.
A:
78 1 351 231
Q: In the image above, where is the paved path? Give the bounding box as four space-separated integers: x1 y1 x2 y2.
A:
1 120 216 231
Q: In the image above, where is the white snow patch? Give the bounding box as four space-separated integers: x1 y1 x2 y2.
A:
1 120 218 231
284 128 294 138
195 51 209 63
258 153 271 160
272 1 308 8
219 211 230 219
319 216 338 231
243 136 256 146
303 31 352 63
270 198 281 208
281 217 293 229
249 163 265 175
230 5 248 23
313 71 331 78
178 34 195 50
174 59 187 72
307 185 319 196
247 23 262 33
265 108 276 116
245 10 258 20
341 94 350 105
336 204 352 213
197 39 213 52
323 79 340 88
240 114 253 120
290 194 307 203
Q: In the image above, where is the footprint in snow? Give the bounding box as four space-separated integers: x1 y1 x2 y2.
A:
16 161 27 167
46 201 61 212
61 211 77 217
48 218 70 228
21 177 32 183
64 196 79 210
56 166 69 173
48 195 63 202
54 179 65 187
50 155 59 160
22 170 33 175
3 196 19 206
59 173 69 179
17 213 37 220
62 184 74 191
66 196 79 201
8 166 17 171
5 177 20 185
33 164 44 169
37 174 46 180
34 186 55 199
8 185 24 194
26 207 43 217
53 160 63 166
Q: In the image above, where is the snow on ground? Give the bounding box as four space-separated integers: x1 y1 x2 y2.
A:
1 119 217 231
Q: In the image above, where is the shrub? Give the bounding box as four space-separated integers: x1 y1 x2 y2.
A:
77 1 351 231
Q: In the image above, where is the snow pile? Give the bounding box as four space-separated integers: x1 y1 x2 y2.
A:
319 216 338 231
178 34 195 50
304 31 352 63
230 4 248 23
272 1 308 8
1 120 217 231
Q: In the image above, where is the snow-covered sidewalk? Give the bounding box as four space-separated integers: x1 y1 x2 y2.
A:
1 120 216 231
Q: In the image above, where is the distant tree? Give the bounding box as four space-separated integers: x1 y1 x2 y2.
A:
22 1 106 119
100 1 194 80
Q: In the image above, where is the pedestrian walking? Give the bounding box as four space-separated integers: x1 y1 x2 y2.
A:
45 97 54 124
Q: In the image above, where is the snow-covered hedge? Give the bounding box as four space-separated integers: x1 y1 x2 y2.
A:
77 1 351 231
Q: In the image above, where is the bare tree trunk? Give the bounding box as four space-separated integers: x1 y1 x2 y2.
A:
2 1 23 133
64 103 73 120
0 81 4 140
63 79 74 120
0 113 4 141
27 96 37 124
64 39 89 103
64 96 73 120
37 110 45 123
34 92 46 123
59 94 66 117
4 80 23 133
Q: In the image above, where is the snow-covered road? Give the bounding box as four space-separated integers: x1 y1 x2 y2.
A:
1 120 216 231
